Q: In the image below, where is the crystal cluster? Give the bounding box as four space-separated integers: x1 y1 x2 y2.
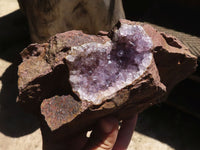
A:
65 24 153 105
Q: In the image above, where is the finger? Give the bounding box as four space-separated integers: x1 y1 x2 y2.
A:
84 116 119 150
113 114 138 150
42 131 88 150
41 120 88 150
67 132 88 150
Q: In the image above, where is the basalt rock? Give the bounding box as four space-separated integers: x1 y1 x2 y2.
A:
17 19 197 138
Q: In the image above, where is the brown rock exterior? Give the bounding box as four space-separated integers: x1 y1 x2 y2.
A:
17 19 197 139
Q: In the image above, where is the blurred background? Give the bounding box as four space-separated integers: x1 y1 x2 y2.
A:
0 0 200 149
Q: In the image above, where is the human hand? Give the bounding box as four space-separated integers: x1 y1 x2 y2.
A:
42 114 138 150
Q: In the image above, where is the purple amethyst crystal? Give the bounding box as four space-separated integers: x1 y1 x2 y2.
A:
65 24 153 105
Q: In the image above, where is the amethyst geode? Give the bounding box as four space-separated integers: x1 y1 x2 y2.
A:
18 19 197 137
66 24 153 105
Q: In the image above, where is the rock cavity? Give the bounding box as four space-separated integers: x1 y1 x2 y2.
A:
65 24 153 105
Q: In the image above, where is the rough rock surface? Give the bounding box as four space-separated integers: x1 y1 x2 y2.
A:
17 19 197 140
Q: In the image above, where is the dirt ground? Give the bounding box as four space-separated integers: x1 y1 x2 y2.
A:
0 1 200 150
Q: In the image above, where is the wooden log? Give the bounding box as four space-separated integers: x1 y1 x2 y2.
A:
17 0 125 43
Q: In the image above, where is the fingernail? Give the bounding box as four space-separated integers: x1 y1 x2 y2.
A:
100 117 118 133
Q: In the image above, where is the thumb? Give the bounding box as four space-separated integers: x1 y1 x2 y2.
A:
84 117 119 150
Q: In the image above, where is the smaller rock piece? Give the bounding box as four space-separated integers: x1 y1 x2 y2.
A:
41 95 81 131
